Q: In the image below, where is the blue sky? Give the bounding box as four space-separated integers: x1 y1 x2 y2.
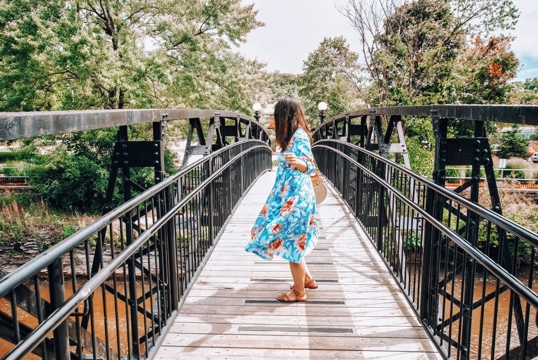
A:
238 0 538 82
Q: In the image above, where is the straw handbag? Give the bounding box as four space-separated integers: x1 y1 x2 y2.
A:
311 167 327 204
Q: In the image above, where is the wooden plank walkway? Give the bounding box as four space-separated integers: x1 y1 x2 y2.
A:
155 171 441 359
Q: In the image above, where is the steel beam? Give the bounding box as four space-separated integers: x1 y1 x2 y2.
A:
0 109 259 141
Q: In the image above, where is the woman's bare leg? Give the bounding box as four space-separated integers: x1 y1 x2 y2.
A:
303 260 314 282
288 259 315 290
277 260 307 300
289 261 306 295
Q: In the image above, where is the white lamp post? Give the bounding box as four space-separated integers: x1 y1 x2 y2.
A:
252 102 262 121
318 101 328 124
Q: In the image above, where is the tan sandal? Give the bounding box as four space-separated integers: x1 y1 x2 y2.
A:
290 278 318 290
277 289 307 302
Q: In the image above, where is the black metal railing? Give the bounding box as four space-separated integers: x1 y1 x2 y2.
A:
313 139 538 359
0 140 272 359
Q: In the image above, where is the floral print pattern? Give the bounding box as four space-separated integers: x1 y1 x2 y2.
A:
245 128 319 263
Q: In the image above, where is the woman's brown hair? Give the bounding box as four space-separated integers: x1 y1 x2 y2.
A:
274 95 313 150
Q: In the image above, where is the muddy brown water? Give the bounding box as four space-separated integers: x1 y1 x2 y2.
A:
0 281 154 359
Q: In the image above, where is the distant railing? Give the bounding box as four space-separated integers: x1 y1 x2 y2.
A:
0 167 29 186
0 136 272 358
444 166 538 185
314 139 538 359
0 175 29 186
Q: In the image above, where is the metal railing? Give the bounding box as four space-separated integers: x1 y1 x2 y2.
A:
313 139 538 359
0 140 272 359
444 167 538 185
0 176 29 186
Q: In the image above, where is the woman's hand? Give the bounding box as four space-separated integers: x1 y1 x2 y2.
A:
284 153 306 172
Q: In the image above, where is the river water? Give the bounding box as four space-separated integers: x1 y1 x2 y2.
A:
0 281 152 359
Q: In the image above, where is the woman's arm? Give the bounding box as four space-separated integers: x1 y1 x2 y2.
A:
284 131 316 174
284 153 308 172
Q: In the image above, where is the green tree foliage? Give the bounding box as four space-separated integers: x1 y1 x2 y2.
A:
0 0 266 111
340 0 519 106
28 148 109 210
376 0 465 105
0 0 87 110
0 0 266 211
497 125 529 159
510 78 538 104
264 72 301 104
299 37 363 124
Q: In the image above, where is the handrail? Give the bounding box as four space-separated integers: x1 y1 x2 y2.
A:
314 138 538 359
0 140 258 296
316 142 538 307
2 142 271 359
319 141 538 248
0 137 272 359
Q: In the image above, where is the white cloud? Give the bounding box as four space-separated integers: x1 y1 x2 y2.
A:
511 0 538 59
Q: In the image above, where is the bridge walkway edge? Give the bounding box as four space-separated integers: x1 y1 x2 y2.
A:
154 170 442 359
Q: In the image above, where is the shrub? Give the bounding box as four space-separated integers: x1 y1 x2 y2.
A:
497 125 529 158
407 137 434 177
2 167 26 176
61 225 77 238
465 168 485 179
28 148 109 211
501 164 525 179
0 151 19 161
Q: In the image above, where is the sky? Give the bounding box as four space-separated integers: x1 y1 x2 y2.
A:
238 0 538 82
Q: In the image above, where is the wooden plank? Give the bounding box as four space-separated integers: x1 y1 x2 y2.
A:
172 313 424 327
155 348 440 359
155 171 441 359
161 333 435 352
167 323 427 338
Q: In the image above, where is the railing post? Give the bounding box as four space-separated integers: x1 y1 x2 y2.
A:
375 160 386 250
166 184 179 311
125 212 141 356
420 110 445 341
48 257 69 360
208 158 215 246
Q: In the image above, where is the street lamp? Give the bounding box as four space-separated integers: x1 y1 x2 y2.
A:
252 102 262 121
318 101 327 124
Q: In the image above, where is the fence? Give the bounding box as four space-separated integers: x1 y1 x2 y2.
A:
0 140 272 359
314 139 538 359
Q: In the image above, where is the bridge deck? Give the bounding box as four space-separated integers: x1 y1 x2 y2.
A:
155 171 441 359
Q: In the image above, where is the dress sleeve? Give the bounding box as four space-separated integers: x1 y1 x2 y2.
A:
291 131 316 175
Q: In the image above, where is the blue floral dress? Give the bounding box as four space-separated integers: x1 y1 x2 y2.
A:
245 128 319 263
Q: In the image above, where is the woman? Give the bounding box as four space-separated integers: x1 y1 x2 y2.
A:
245 95 319 302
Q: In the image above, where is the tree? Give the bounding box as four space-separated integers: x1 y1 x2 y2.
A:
455 36 519 105
373 0 465 105
509 78 538 105
0 0 266 111
0 0 89 111
339 0 519 106
0 0 267 210
498 125 529 158
299 37 363 124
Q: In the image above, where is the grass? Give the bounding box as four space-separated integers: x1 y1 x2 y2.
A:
0 192 96 251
